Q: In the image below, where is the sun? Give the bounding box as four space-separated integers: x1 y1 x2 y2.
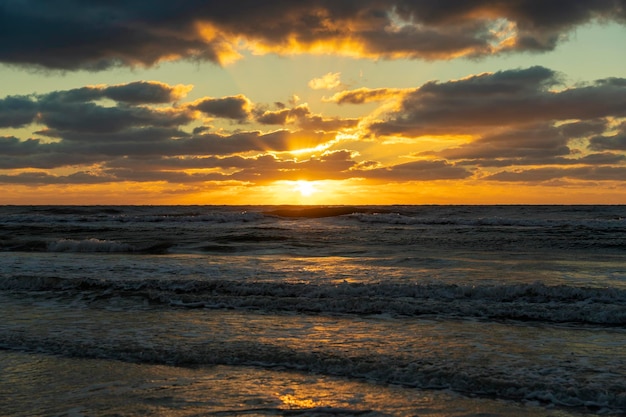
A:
294 180 317 197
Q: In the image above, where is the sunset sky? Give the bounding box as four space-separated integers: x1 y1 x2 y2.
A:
2 1 626 205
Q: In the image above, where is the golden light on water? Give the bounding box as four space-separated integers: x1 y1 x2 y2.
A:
278 393 323 409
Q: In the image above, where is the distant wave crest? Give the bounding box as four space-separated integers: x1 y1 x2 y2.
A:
47 238 133 253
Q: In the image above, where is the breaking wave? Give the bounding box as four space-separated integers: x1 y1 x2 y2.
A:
3 275 625 326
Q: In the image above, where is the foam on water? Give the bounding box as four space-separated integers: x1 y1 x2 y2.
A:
47 238 134 252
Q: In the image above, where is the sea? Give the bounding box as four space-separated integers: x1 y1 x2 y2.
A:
1 205 625 417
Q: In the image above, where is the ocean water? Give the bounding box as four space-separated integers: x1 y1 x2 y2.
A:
1 205 625 416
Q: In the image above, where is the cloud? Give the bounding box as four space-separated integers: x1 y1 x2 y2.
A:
255 105 311 125
1 2 625 70
589 133 626 151
0 96 39 128
370 67 626 136
182 130 335 155
0 127 338 170
325 88 404 105
191 95 252 121
362 160 472 181
2 69 625 189
0 82 196 137
0 81 359 177
255 104 358 131
430 122 578 161
102 81 193 104
588 123 626 151
309 72 342 90
487 166 626 182
28 82 192 106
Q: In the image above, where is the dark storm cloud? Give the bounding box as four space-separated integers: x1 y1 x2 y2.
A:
1 1 625 70
370 67 626 136
192 95 252 121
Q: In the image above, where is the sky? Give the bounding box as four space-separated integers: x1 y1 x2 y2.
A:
1 1 626 205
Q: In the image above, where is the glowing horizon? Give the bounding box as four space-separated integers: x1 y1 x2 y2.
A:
1 2 626 205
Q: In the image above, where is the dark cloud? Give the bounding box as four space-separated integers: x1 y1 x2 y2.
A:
183 130 335 155
363 160 471 181
192 95 252 120
487 166 626 182
430 122 577 161
325 88 402 105
0 83 195 136
104 151 471 184
103 81 191 104
2 69 625 188
298 114 359 132
255 105 311 125
255 104 358 131
35 82 190 105
0 81 354 175
38 103 192 134
1 1 625 70
589 133 626 151
420 117 626 172
370 67 626 136
588 123 626 151
0 171 113 185
454 152 626 168
0 96 38 128
0 127 337 169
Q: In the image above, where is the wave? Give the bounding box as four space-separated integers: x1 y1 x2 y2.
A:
0 206 264 225
47 238 134 253
3 276 625 326
1 325 624 413
0 238 173 253
348 211 626 229
265 206 388 218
